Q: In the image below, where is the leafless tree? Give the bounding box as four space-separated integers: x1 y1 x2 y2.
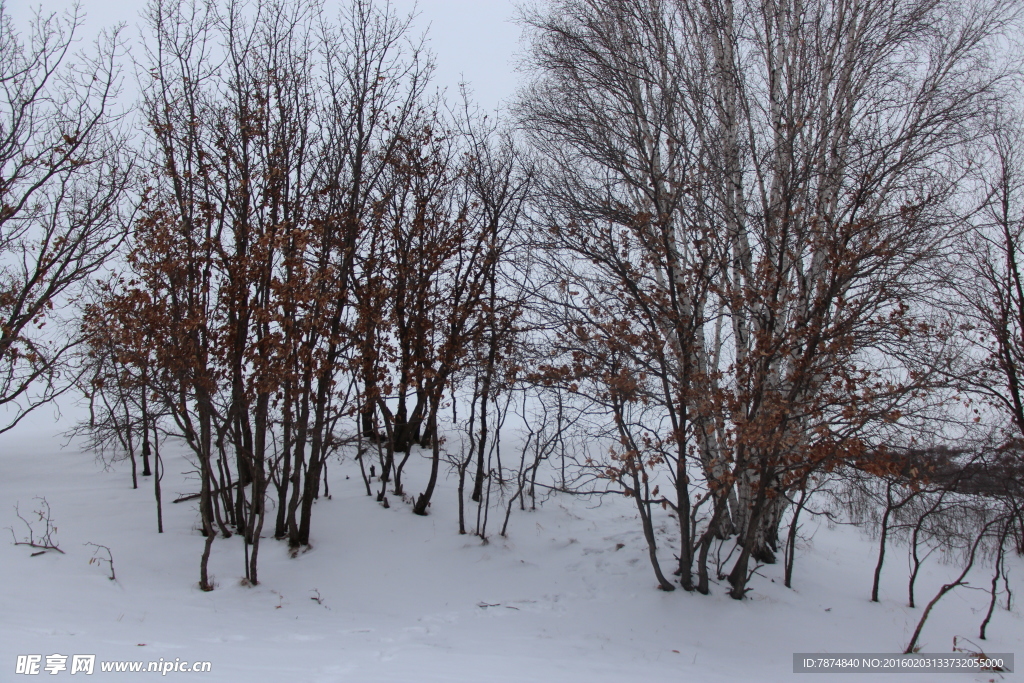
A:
903 510 1010 654
88 0 431 589
518 0 1019 597
0 2 134 433
955 112 1024 436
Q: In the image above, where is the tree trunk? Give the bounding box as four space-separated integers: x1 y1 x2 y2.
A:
413 404 441 516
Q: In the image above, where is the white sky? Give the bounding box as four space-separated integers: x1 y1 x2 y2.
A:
9 0 524 114
388 0 523 113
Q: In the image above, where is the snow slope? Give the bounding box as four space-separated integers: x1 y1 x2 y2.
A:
2 425 1021 682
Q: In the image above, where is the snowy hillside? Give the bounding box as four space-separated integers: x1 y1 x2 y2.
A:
2 0 1023 681
3 428 1020 683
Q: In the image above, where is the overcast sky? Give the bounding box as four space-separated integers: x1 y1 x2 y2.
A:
9 0 524 113
388 0 523 113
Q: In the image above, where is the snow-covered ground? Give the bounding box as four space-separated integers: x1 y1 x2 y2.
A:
2 424 1021 682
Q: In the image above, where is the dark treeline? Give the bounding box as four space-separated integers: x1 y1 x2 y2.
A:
4 0 1024 646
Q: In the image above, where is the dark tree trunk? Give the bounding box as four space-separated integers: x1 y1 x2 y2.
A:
413 405 441 516
630 466 675 592
141 426 152 477
152 420 163 534
784 487 809 589
872 481 896 603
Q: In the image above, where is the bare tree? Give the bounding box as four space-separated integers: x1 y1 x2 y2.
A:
903 511 1009 654
0 3 134 432
956 113 1024 437
518 0 1019 597
88 0 432 589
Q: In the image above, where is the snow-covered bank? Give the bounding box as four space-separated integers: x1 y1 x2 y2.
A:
2 436 1020 682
